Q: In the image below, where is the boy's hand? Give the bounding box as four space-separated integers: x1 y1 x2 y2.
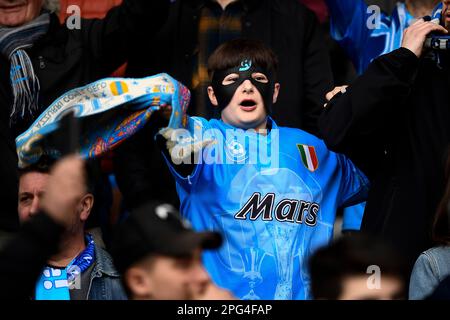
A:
40 156 86 227
401 17 448 57
324 86 348 107
160 128 214 165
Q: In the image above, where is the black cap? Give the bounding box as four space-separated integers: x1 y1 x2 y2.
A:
111 201 222 273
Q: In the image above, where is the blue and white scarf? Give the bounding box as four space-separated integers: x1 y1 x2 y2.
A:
0 12 50 124
35 234 96 300
16 73 191 168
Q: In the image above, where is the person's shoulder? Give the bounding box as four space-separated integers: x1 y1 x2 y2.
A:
422 246 450 264
94 245 121 278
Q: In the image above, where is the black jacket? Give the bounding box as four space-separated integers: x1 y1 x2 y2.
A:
115 0 333 209
0 0 169 232
319 48 450 268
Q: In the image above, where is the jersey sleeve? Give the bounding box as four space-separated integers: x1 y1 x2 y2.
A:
336 153 370 208
342 202 366 231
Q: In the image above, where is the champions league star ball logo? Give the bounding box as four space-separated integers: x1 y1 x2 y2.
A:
225 139 247 163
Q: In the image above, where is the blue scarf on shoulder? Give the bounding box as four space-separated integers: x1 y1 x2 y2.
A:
35 234 96 300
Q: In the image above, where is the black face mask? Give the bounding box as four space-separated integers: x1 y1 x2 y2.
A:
211 59 275 113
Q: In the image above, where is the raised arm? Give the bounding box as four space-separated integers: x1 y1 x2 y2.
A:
318 19 447 177
79 0 170 76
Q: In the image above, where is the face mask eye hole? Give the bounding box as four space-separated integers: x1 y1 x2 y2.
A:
222 74 239 86
252 73 269 83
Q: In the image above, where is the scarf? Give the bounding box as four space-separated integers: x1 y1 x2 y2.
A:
35 234 96 300
16 74 191 168
0 12 50 124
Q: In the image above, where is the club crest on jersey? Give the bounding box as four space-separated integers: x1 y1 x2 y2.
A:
225 139 247 163
297 144 319 172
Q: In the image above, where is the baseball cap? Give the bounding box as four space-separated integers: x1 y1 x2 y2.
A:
111 201 222 273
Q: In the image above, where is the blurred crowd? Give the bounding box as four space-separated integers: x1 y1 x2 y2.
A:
0 0 449 301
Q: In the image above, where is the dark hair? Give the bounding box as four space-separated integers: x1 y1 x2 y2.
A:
432 149 450 245
309 234 407 300
207 38 279 80
18 155 96 195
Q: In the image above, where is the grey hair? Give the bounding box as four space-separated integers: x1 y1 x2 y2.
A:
43 0 60 14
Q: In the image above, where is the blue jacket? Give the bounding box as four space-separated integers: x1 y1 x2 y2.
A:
409 246 450 300
326 0 442 74
87 244 127 300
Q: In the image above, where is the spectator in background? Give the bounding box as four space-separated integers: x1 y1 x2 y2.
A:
115 0 333 211
409 150 450 299
0 156 88 299
18 157 126 300
111 201 234 300
319 8 450 273
0 0 169 240
325 0 441 74
309 234 407 300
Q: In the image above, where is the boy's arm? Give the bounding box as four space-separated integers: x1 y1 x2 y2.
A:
113 117 179 210
156 128 197 178
156 113 214 190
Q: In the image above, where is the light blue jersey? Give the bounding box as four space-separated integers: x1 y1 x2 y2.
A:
163 117 369 300
326 0 442 74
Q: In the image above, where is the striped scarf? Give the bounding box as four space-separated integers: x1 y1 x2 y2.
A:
16 74 191 169
0 12 50 124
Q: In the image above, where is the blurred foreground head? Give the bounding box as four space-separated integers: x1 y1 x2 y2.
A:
18 155 95 234
111 201 228 300
309 234 408 300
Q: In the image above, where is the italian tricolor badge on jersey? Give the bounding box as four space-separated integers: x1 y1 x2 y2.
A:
297 144 319 172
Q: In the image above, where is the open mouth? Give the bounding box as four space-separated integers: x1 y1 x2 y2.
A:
239 99 257 111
